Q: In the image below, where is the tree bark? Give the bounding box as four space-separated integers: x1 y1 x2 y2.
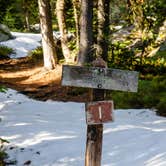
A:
97 0 110 61
72 0 81 51
25 10 30 31
85 124 103 166
22 0 30 31
85 57 107 166
77 0 94 65
56 0 73 63
38 0 57 70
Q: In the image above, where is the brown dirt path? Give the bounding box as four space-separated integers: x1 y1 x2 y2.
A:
0 58 90 102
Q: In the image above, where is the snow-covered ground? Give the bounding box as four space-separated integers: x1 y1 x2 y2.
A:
0 89 166 166
1 32 41 58
0 32 166 166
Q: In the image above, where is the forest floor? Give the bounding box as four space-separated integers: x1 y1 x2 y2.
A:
0 57 90 102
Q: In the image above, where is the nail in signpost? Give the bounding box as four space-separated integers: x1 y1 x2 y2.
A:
61 59 138 166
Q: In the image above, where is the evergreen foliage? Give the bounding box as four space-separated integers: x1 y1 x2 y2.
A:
110 76 166 116
0 45 15 59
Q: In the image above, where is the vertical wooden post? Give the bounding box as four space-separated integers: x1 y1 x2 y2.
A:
85 57 107 166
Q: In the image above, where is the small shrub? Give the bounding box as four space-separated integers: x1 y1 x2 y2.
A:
0 138 9 165
0 45 15 59
0 86 7 93
157 99 166 116
27 46 43 63
110 76 166 116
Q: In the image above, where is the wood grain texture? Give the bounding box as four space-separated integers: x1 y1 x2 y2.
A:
86 100 114 125
62 65 139 92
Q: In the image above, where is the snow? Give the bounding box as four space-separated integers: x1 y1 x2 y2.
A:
0 31 73 59
0 32 166 165
0 32 41 58
0 89 166 166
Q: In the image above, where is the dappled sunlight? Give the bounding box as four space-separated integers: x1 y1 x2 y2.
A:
104 125 135 134
2 135 21 141
1 32 41 58
0 67 42 79
145 153 166 166
0 103 5 110
0 89 165 165
104 124 166 134
144 120 166 125
56 156 83 165
18 131 77 147
13 123 32 127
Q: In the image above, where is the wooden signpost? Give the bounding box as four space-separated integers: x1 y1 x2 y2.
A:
62 65 138 92
61 58 138 166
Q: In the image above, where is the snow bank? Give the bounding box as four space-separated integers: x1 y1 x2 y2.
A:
0 32 41 58
0 89 166 166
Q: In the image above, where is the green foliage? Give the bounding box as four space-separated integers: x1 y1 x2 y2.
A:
108 41 136 70
0 0 14 23
0 45 15 59
0 86 7 93
110 76 166 116
2 0 39 31
3 1 24 30
27 45 63 63
143 0 166 31
0 138 9 165
0 138 17 165
108 35 166 76
27 46 43 63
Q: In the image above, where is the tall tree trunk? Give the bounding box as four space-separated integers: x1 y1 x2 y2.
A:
38 0 57 70
22 0 30 31
56 0 73 63
25 10 30 31
72 0 81 51
77 0 93 65
97 0 110 61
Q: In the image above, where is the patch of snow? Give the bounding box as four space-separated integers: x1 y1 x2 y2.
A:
0 32 41 58
0 89 166 166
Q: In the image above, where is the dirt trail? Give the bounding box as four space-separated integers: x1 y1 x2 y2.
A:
0 58 90 102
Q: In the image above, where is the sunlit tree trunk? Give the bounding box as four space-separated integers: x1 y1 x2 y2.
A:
25 10 30 31
22 0 30 31
56 0 74 63
77 0 93 65
38 0 57 70
72 0 81 51
97 0 110 61
127 0 144 31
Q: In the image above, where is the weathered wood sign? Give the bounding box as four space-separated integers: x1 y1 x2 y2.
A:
61 61 139 166
86 101 114 125
62 65 139 92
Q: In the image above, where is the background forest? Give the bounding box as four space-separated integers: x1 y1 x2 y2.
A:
0 0 166 116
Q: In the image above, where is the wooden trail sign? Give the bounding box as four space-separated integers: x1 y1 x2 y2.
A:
86 100 114 125
61 59 139 166
62 65 139 92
